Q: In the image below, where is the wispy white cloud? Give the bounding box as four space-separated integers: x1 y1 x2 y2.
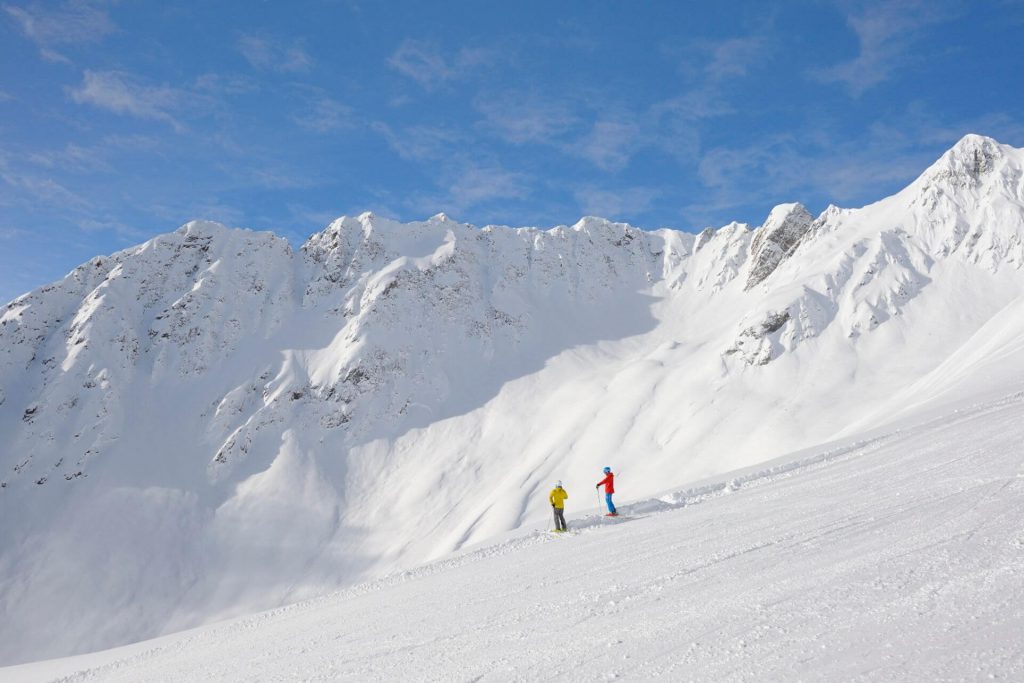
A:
389 41 448 87
0 90 14 102
683 109 999 226
76 216 147 240
397 27 765 177
388 40 495 90
651 27 772 161
28 142 109 171
473 90 647 171
652 90 734 122
373 116 542 217
236 33 313 73
905 108 1024 148
372 122 462 161
404 160 532 219
0 226 23 240
0 148 126 245
379 34 752 182
68 70 186 131
291 95 353 133
809 0 958 96
287 203 344 231
703 35 767 81
570 119 640 172
474 94 578 145
646 88 734 164
667 20 775 83
0 162 93 210
171 200 247 227
38 46 72 64
3 1 115 63
446 164 529 210
242 166 318 190
193 73 261 96
25 134 162 173
574 186 659 220
644 25 776 166
488 31 765 173
100 133 163 152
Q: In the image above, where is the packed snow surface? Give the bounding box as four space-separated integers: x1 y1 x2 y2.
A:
2 134 1024 664
5 390 1023 681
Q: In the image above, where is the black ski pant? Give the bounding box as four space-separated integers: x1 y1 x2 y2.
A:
553 506 567 531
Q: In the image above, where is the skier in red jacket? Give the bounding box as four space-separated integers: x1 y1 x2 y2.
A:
595 466 617 516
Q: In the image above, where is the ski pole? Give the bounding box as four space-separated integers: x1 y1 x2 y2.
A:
596 486 603 513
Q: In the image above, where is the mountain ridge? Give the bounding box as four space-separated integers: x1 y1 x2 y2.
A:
2 133 1024 664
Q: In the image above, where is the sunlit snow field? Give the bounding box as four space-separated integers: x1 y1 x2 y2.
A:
6 389 1023 681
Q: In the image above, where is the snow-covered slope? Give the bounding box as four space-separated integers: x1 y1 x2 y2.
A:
2 134 1024 664
6 390 1023 681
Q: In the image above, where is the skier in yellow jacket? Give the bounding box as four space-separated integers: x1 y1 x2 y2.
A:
549 481 569 532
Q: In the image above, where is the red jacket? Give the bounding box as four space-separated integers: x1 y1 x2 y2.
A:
597 472 614 494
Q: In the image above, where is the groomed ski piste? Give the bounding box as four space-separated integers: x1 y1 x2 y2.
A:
6 389 1023 681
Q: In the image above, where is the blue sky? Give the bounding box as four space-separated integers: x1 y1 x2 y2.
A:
2 0 1023 302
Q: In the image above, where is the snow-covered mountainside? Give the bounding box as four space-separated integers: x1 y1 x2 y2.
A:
6 391 1024 681
2 134 1024 664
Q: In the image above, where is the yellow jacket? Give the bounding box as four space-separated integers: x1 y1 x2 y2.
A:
549 486 568 509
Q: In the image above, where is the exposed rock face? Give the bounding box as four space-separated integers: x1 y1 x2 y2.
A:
745 203 814 290
726 309 792 365
922 133 1003 188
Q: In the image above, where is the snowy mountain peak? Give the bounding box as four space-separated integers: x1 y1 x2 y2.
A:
913 133 1021 196
745 202 813 290
879 134 1024 270
943 133 1003 173
763 201 810 224
173 219 231 238
570 215 621 230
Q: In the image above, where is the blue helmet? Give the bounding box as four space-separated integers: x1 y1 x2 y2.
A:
603 467 611 473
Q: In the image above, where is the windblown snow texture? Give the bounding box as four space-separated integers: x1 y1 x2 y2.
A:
2 134 1024 664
